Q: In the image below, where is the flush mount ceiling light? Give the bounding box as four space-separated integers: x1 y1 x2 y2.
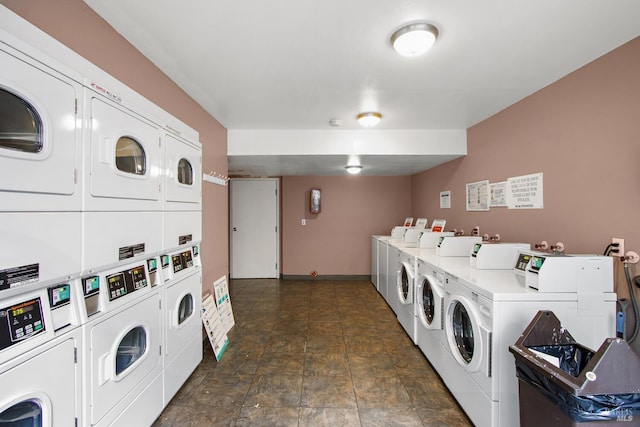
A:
345 165 363 174
391 22 439 57
356 112 382 127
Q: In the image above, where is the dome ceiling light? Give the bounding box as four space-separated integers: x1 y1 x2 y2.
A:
356 112 382 127
345 165 363 174
391 22 439 57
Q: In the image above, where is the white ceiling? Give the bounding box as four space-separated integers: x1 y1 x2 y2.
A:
83 0 640 176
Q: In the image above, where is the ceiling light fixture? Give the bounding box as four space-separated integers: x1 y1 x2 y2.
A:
356 112 382 127
345 165 363 175
391 22 439 57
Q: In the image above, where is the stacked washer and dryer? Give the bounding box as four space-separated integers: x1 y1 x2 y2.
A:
0 7 203 427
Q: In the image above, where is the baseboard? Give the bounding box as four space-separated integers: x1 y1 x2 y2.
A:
281 274 371 281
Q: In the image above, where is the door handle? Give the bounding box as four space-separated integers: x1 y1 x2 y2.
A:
233 227 237 231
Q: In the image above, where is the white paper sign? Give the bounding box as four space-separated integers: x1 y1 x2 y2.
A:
506 173 543 209
466 180 490 211
490 181 507 207
202 293 229 361
440 191 451 209
213 275 235 334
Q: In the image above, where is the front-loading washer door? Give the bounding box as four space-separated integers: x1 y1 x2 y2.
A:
0 46 81 211
417 275 443 330
397 262 414 305
445 294 483 373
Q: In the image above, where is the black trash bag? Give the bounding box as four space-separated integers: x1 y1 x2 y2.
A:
528 344 594 377
515 359 640 422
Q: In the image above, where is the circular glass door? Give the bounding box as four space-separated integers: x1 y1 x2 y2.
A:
177 158 193 185
421 277 435 325
0 400 42 426
177 294 194 325
400 265 410 302
116 326 147 375
451 301 474 363
115 137 146 175
0 88 43 154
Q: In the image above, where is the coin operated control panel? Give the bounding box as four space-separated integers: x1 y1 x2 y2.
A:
436 236 482 257
161 245 201 283
470 243 531 270
525 254 613 293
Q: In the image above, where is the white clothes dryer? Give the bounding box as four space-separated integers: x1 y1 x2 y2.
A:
0 34 82 213
83 84 162 212
415 259 446 371
0 279 83 427
395 248 416 336
160 245 203 405
78 258 163 427
162 132 202 212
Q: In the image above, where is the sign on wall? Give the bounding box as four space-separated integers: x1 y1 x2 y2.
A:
466 180 490 211
440 191 451 209
506 172 543 209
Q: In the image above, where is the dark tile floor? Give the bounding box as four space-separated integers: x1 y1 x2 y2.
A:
152 279 472 427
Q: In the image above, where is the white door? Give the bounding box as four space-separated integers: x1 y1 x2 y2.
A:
230 178 279 278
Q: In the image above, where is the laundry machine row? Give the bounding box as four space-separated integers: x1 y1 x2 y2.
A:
0 9 203 291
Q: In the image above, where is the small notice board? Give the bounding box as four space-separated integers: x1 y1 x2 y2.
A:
202 293 229 361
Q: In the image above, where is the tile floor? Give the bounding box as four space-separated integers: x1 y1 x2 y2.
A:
152 279 472 426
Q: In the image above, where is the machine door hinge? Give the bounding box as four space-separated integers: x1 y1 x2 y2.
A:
74 168 78 184
159 345 162 356
275 188 277 196
74 347 77 364
75 98 78 114
159 300 162 310
75 418 78 427
275 225 278 233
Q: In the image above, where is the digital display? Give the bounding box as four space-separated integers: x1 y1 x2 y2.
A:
49 284 71 308
473 243 482 255
147 258 157 273
530 256 546 272
193 245 199 256
172 254 183 273
106 265 147 302
0 298 45 349
83 276 100 296
438 236 445 247
161 255 170 268
515 254 532 272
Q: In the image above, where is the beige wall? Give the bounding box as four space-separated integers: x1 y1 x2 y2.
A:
3 0 229 291
282 176 412 276
412 36 640 352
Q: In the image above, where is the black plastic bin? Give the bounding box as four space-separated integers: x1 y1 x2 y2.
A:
509 311 640 426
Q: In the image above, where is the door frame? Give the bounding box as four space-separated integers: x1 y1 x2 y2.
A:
229 177 280 279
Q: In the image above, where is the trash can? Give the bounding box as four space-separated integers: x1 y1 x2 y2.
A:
509 310 640 426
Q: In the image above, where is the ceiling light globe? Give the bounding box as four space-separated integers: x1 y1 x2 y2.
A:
356 112 382 127
345 165 363 174
391 23 438 57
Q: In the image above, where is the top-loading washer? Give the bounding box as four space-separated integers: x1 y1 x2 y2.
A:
160 245 203 405
78 257 163 427
0 277 83 427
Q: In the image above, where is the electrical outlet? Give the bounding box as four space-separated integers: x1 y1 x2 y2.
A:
612 238 624 257
301 219 306 226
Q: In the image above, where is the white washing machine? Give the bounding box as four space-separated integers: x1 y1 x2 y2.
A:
395 248 416 333
0 35 84 287
439 267 616 427
160 245 203 405
78 258 163 427
0 279 83 426
383 243 398 308
415 258 446 371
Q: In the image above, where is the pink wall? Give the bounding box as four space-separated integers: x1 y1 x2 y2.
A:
3 0 229 292
412 37 640 352
282 176 412 276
